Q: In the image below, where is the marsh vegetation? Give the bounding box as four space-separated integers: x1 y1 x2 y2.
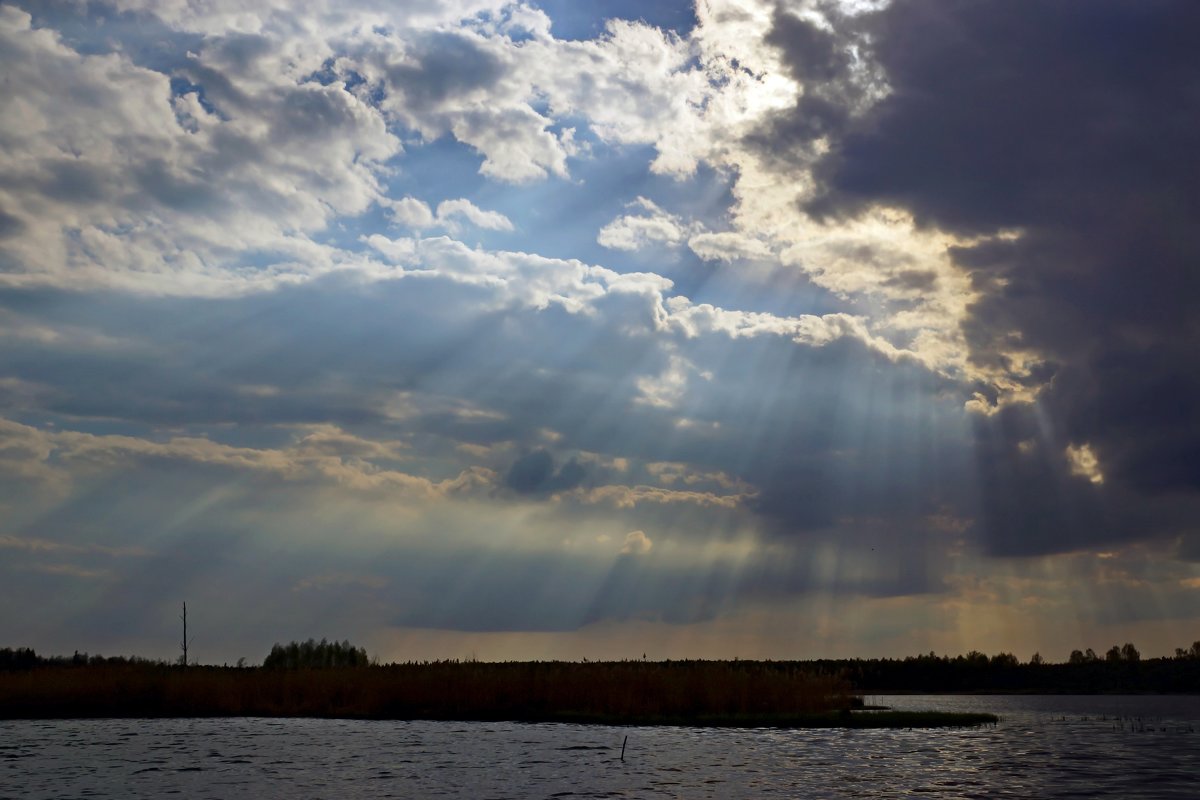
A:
0 658 879 725
0 644 1001 726
22 638 1199 727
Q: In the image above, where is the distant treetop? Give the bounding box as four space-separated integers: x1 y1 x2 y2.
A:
262 638 369 669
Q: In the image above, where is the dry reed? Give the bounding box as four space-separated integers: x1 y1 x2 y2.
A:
0 660 852 724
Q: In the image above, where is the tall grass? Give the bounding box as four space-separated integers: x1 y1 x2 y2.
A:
0 660 851 723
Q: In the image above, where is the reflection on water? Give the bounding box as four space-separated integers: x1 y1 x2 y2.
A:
2 695 1199 799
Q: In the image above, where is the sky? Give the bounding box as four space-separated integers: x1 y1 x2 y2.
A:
2 0 1199 665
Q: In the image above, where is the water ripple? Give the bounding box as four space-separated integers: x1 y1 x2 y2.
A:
1 696 1199 798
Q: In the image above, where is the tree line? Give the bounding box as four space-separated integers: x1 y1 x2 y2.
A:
4 641 1199 693
0 638 370 671
0 647 168 670
807 641 1200 693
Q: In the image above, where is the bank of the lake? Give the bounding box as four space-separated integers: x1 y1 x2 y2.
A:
0 661 996 728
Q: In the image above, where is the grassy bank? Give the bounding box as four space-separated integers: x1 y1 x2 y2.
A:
0 660 996 727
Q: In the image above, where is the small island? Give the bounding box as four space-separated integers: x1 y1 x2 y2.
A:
0 641 998 728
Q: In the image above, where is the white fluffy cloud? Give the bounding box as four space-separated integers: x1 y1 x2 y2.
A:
0 0 976 385
597 198 691 251
384 197 513 232
0 6 400 294
435 199 514 232
384 197 438 229
687 231 772 262
357 232 917 366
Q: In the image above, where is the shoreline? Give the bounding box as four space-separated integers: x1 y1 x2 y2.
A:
0 662 1000 728
859 689 1200 696
0 709 1000 728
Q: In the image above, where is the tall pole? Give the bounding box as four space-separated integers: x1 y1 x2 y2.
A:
180 602 188 667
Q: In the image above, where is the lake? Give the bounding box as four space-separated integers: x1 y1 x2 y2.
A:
3 695 1198 798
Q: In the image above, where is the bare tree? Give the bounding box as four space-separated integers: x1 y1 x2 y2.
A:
179 602 190 667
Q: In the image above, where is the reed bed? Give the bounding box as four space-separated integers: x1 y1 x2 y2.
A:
0 660 855 724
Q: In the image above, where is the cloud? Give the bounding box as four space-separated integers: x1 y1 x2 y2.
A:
0 534 147 559
384 197 513 233
0 5 400 294
24 563 109 579
434 199 514 231
344 26 573 183
620 530 653 555
1066 444 1104 486
663 297 907 360
778 0 1200 553
573 485 743 511
384 197 437 228
634 352 693 409
9 0 1194 655
597 197 690 251
0 242 965 569
0 417 483 503
524 18 712 177
293 573 388 593
598 199 776 265
686 231 772 263
504 449 586 495
0 0 988 621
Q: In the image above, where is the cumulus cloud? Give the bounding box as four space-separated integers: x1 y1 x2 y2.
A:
434 199 514 231
686 231 772 263
597 197 691 251
383 197 437 229
339 25 572 183
620 530 653 555
524 18 713 177
0 5 400 294
384 197 513 232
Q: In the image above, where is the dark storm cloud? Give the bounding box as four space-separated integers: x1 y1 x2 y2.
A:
746 5 872 159
809 0 1200 233
762 0 1200 554
969 404 1119 557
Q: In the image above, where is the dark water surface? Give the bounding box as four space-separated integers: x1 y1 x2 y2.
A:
2 695 1198 798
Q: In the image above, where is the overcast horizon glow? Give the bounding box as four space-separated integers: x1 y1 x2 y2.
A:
2 0 1199 665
